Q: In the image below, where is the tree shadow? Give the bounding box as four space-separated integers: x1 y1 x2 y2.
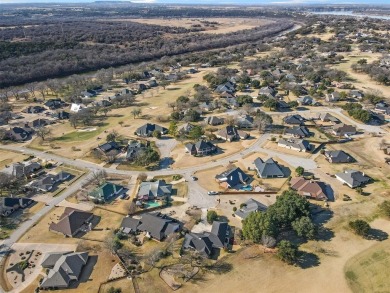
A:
316 226 335 242
296 251 320 269
366 228 388 241
69 255 98 288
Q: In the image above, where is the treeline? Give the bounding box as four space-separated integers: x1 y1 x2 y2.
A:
0 21 293 88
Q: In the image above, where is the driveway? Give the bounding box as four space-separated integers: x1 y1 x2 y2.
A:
155 138 177 169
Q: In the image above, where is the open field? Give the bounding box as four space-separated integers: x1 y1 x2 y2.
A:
124 18 274 34
0 150 29 170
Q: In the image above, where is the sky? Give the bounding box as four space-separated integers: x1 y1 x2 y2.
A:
0 0 389 4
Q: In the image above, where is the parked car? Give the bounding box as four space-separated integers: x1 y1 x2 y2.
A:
191 176 198 181
208 191 219 195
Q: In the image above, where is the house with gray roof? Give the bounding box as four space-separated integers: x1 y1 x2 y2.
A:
12 161 42 179
259 86 277 98
126 140 149 161
319 113 340 124
40 252 89 289
49 208 94 237
185 140 217 156
215 167 250 189
120 212 181 241
182 221 231 258
178 123 196 135
332 123 357 137
285 126 310 138
28 171 71 193
135 123 168 137
235 198 268 220
335 170 371 188
216 126 249 142
137 180 172 201
89 182 124 202
94 141 122 159
254 157 285 178
324 150 354 163
283 114 305 125
237 114 254 129
278 138 311 152
204 116 224 126
0 197 35 217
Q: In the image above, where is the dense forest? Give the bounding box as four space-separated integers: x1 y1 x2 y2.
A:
0 5 294 88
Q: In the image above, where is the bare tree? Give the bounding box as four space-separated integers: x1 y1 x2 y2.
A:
35 126 52 141
91 170 108 186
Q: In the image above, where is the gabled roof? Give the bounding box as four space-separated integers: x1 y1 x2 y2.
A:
332 123 357 135
185 140 216 153
215 167 250 188
283 115 305 125
49 208 93 236
324 150 354 163
235 198 267 219
137 180 172 199
96 141 121 154
136 123 168 136
285 126 310 137
290 177 327 200
278 138 311 151
254 157 284 178
89 182 124 201
335 170 370 188
205 116 224 125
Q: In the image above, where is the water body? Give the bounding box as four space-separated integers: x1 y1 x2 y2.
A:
312 11 390 20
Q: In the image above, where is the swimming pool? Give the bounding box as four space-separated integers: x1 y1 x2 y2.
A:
144 201 161 208
240 185 253 191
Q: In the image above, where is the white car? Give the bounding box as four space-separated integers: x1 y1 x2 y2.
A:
207 191 219 195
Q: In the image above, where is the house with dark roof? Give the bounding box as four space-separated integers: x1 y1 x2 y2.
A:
126 140 149 161
204 116 224 126
89 182 124 202
23 105 46 114
349 90 364 99
135 123 168 137
335 170 371 188
215 167 250 189
93 141 122 159
32 118 52 128
137 180 172 201
283 115 306 125
332 123 357 137
297 95 314 105
28 171 71 193
0 197 35 217
54 111 70 120
49 208 94 237
185 140 217 156
45 99 65 110
40 252 89 289
235 198 267 220
254 157 285 178
120 212 181 241
324 150 354 163
236 115 254 129
278 138 311 152
216 126 249 142
290 177 328 200
6 126 34 141
182 221 231 258
259 86 276 98
285 126 310 138
12 161 42 179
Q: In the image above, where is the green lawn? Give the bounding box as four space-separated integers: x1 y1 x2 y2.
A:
54 128 102 142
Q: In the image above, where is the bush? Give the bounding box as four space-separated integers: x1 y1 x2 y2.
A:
18 260 29 271
378 200 390 218
277 240 298 265
270 136 276 142
349 219 370 237
240 203 247 209
207 210 218 224
233 207 237 212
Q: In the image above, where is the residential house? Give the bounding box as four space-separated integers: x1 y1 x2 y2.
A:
185 140 217 156
283 114 305 125
32 118 52 128
29 171 71 193
120 212 181 241
0 197 35 217
349 90 364 100
297 95 313 105
6 126 34 141
237 114 254 129
216 126 249 142
204 116 224 126
135 123 168 137
70 103 87 113
148 80 158 87
182 221 231 258
94 141 122 159
23 105 46 114
235 198 267 220
54 111 70 120
215 167 250 189
89 182 124 202
290 177 328 200
199 102 215 112
80 89 97 98
254 157 285 178
278 138 312 152
178 123 196 135
40 252 89 289
126 140 149 161
215 81 236 94
259 86 276 98
324 150 354 163
332 123 357 137
12 161 42 179
319 113 340 124
335 170 371 188
44 99 65 110
285 126 310 138
325 92 340 102
49 208 94 237
137 180 172 201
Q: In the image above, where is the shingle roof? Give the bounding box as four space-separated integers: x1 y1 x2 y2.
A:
215 167 249 188
254 157 284 178
89 182 123 201
290 177 327 200
235 198 267 219
335 170 370 188
324 150 353 163
285 126 310 137
49 208 93 236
